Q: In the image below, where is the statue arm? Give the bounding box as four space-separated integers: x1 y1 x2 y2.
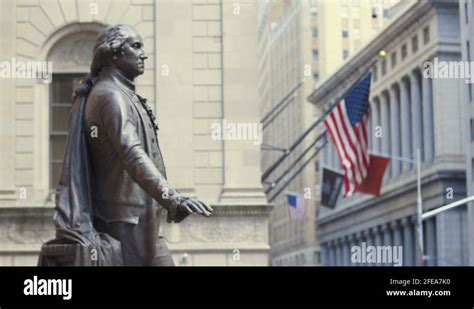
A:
96 92 213 221
96 93 187 220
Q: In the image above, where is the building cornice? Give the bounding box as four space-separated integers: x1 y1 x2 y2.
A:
0 204 273 218
316 165 466 227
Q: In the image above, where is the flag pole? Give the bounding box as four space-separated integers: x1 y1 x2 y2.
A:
265 132 327 194
262 53 384 183
370 148 425 265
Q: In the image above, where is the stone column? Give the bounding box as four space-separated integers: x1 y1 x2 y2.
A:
219 1 267 204
359 230 368 267
380 92 391 179
402 217 414 266
336 239 343 266
392 220 403 266
410 70 423 161
382 223 393 266
425 217 437 266
332 240 339 266
400 78 412 172
372 98 381 153
347 234 355 266
342 236 350 266
0 0 16 204
422 69 434 161
436 207 466 266
383 223 393 245
321 243 329 266
365 229 375 267
373 226 382 266
355 232 362 266
368 101 373 151
392 220 403 246
389 86 401 178
328 241 335 266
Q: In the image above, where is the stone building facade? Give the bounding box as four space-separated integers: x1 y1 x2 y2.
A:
257 0 410 266
308 0 470 266
0 0 270 266
459 0 474 266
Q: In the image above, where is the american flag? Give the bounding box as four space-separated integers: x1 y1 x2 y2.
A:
286 192 308 221
324 74 372 197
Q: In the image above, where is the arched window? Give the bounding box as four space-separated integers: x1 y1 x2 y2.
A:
46 29 100 190
49 74 84 189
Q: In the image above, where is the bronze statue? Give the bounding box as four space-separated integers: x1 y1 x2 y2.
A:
39 24 213 266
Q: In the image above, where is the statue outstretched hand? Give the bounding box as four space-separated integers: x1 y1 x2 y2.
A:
163 188 213 223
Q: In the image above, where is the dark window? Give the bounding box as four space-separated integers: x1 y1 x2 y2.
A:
50 74 83 189
381 59 387 75
471 158 474 180
373 64 378 82
343 49 349 59
423 26 430 45
342 30 349 38
313 72 320 83
371 7 378 18
383 8 390 19
470 119 474 141
401 44 407 60
412 35 418 53
312 27 318 38
391 52 397 68
312 49 319 61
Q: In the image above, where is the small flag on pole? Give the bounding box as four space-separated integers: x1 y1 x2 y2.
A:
356 154 390 196
321 167 344 208
324 74 372 197
285 192 308 221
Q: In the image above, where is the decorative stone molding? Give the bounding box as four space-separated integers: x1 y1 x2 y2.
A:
48 33 96 66
0 207 54 248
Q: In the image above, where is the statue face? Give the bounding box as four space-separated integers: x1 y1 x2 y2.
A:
113 31 147 80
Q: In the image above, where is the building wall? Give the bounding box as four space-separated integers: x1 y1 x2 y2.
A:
258 0 319 266
257 0 408 266
310 0 406 87
0 0 270 266
310 0 468 266
459 0 474 265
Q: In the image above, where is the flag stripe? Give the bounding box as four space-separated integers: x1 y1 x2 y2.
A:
324 119 351 194
325 113 356 195
338 103 366 181
323 74 372 197
331 106 360 190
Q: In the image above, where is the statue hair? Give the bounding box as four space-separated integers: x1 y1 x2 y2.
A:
75 24 135 97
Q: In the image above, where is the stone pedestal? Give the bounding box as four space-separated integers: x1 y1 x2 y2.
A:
165 204 271 266
0 207 54 266
0 204 272 266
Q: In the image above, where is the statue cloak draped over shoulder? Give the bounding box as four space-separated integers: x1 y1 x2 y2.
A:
38 77 123 266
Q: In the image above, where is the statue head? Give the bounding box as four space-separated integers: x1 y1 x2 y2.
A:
91 24 147 80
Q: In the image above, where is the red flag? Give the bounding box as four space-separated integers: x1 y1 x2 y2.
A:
356 154 390 196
